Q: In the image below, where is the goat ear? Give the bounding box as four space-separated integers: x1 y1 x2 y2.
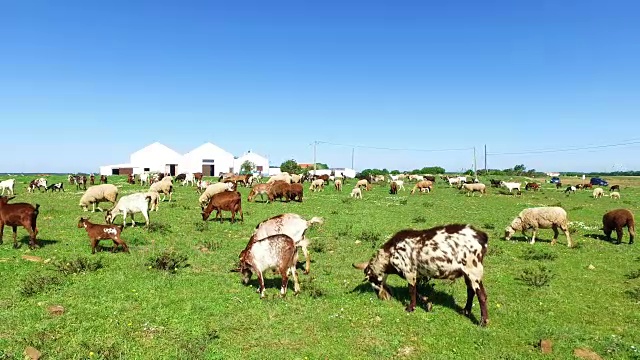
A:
352 262 368 270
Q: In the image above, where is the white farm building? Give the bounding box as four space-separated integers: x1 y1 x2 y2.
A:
99 142 270 176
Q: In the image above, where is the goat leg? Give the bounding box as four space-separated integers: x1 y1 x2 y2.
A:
405 283 417 312
12 226 19 248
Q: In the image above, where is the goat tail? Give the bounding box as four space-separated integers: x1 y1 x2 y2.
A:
307 216 324 227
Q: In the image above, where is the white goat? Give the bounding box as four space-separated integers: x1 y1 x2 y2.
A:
500 181 521 193
105 193 151 227
0 179 15 195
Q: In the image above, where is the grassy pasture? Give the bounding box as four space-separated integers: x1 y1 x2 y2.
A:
0 175 639 359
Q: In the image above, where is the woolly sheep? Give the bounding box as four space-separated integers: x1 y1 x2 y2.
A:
149 180 173 202
198 182 235 208
350 187 362 199
593 187 604 199
460 183 486 196
504 206 573 247
79 184 119 212
610 191 621 200
267 174 292 184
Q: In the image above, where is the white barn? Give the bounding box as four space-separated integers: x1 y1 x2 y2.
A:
180 142 235 176
99 142 182 176
233 150 269 175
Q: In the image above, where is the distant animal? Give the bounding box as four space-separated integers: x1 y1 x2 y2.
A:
75 175 87 190
28 178 47 192
610 191 621 200
389 181 398 195
100 175 108 184
524 183 540 191
489 179 502 188
593 187 604 199
350 187 362 199
89 174 95 185
45 182 64 192
564 186 576 194
609 185 620 192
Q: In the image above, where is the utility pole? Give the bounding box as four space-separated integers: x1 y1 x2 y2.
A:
313 141 317 176
351 147 354 169
484 144 487 173
473 147 477 180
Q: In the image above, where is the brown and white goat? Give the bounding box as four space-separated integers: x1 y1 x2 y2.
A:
0 196 40 248
353 224 489 326
233 234 301 298
201 191 243 223
77 217 129 254
249 213 323 274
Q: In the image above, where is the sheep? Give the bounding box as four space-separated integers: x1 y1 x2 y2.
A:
593 187 604 199
77 217 129 254
233 234 301 298
104 193 151 227
609 185 620 192
356 179 369 189
248 213 323 275
410 180 433 194
0 179 15 196
149 179 174 202
144 191 160 211
352 224 489 326
460 183 486 196
500 181 521 193
290 174 303 184
334 179 343 191
267 173 292 184
79 184 119 212
0 196 40 248
309 179 325 192
44 182 64 192
247 183 272 203
201 191 243 223
602 208 635 244
504 206 573 247
288 183 304 202
350 187 362 199
198 182 235 207
389 181 398 195
610 191 621 200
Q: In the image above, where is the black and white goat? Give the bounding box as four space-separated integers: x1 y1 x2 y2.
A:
45 182 64 192
353 224 489 326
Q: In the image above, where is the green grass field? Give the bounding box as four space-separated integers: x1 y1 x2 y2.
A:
0 175 639 359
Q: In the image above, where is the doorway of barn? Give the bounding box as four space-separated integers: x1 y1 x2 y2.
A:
167 164 177 176
202 164 215 176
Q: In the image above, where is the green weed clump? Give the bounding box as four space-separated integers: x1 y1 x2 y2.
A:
146 249 189 273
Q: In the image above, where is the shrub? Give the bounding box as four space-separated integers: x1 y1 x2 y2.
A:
199 239 222 252
521 248 557 261
194 222 208 232
20 273 64 297
411 216 427 224
148 223 172 235
625 287 640 302
358 230 382 249
146 249 188 273
52 256 104 275
302 275 325 298
337 224 353 237
625 269 640 280
517 264 553 287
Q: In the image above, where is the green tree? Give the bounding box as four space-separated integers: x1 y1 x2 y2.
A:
314 163 329 170
240 160 255 174
280 159 302 174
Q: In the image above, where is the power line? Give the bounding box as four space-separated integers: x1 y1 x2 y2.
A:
487 139 640 156
315 141 473 153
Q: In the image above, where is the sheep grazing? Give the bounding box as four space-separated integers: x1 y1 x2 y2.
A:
233 234 300 298
0 196 40 248
564 185 576 194
79 184 119 212
288 183 304 202
105 193 152 227
609 185 620 192
352 224 489 326
602 208 635 244
268 181 291 203
389 181 398 195
267 173 292 184
355 179 369 189
309 179 325 192
100 175 108 184
610 191 621 200
500 181 521 193
149 179 173 202
504 206 573 247
410 180 433 194
77 217 129 254
202 191 243 223
350 187 362 199
334 179 343 191
0 179 15 196
460 183 486 196
248 213 323 275
44 182 64 192
247 183 272 203
593 187 604 199
199 182 235 207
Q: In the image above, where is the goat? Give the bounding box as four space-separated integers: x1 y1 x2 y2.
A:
500 181 521 193
268 181 291 203
0 196 40 248
100 175 108 184
28 178 47 193
602 209 635 245
105 193 152 227
350 187 362 199
77 217 129 254
353 224 489 326
389 181 398 195
489 179 501 188
44 182 64 192
524 183 540 191
410 180 433 194
89 174 95 185
233 234 300 298
248 183 271 203
202 191 243 223
0 179 15 196
75 175 87 190
564 185 576 194
610 185 620 192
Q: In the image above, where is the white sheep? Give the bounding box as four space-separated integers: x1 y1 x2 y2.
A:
610 191 621 200
593 187 604 199
309 179 325 192
350 187 362 199
149 180 173 202
267 174 292 184
144 191 160 211
105 193 150 227
198 182 235 208
79 184 119 212
356 179 369 188
0 179 15 196
504 206 573 247
460 183 486 196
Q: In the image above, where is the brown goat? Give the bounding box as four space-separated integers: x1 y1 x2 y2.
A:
389 181 398 195
100 175 108 184
0 196 40 248
77 217 129 254
288 183 303 202
90 174 95 185
602 209 635 244
202 191 244 223
268 180 291 203
248 183 272 202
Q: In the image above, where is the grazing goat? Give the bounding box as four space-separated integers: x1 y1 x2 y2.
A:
602 209 635 244
105 193 151 227
28 178 47 193
181 173 195 186
248 213 323 275
0 179 15 196
139 173 149 186
582 183 593 190
489 179 501 188
90 174 95 185
524 183 540 191
593 187 604 199
77 217 129 254
410 180 433 194
288 183 304 202
45 182 64 192
75 175 87 190
500 181 521 193
394 180 405 191
268 181 291 203
202 191 243 223
389 181 398 195
350 187 362 199
504 206 573 247
609 185 620 192
564 185 576 194
556 182 563 189
353 224 489 326
199 182 234 207
234 234 300 298
460 183 486 196
248 183 272 202
0 196 40 248
100 175 108 184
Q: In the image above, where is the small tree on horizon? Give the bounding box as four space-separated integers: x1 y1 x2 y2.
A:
240 160 255 174
280 159 302 174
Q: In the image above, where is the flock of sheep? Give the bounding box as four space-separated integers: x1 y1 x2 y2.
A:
0 171 635 327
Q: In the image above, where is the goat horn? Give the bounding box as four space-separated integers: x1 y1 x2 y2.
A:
352 262 368 270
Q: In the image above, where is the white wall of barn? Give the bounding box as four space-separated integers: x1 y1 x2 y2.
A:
233 151 269 174
129 142 182 173
179 142 235 175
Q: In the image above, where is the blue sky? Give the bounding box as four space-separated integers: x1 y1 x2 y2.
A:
2 0 639 173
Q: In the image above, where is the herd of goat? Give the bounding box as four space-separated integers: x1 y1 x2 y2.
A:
0 171 635 327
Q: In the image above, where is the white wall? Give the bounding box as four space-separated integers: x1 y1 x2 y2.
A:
268 167 282 176
130 143 182 173
180 143 235 175
233 151 269 174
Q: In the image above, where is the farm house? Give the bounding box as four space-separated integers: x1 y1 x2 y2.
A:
99 142 182 176
233 150 269 175
179 142 235 176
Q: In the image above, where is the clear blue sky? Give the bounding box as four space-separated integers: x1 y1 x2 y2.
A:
2 0 639 173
